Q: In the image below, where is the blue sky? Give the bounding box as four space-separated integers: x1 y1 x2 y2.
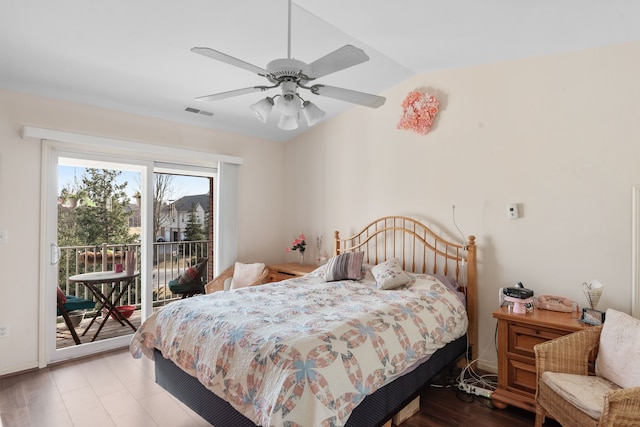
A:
58 166 210 202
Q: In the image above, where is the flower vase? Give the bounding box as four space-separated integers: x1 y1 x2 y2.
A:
299 252 305 266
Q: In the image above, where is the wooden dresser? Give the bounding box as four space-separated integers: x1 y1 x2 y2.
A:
266 263 317 283
491 306 588 412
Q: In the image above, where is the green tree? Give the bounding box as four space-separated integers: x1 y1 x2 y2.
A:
75 168 137 246
184 202 205 241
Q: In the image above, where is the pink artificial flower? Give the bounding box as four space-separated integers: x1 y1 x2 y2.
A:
397 90 440 135
286 234 307 253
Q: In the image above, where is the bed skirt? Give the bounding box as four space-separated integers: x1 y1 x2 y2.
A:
154 334 467 427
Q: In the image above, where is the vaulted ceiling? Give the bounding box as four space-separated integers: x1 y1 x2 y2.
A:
2 1 639 142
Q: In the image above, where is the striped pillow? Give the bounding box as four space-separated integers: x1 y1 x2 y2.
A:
324 252 365 281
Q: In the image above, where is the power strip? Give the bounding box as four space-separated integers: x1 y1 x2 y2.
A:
458 382 493 398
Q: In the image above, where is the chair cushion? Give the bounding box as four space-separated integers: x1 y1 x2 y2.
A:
542 371 620 420
60 295 96 315
596 309 640 388
230 262 266 290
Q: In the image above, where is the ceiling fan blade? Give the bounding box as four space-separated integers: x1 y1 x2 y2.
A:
191 47 269 76
196 86 271 102
306 45 370 79
310 84 386 108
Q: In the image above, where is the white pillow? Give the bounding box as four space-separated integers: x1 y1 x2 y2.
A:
371 258 411 290
230 262 265 290
595 309 640 388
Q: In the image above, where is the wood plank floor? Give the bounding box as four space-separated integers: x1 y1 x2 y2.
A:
0 348 558 427
404 375 561 427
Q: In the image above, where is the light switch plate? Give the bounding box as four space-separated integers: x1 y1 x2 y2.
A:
0 229 7 244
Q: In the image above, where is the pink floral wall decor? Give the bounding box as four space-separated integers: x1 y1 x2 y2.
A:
397 90 440 135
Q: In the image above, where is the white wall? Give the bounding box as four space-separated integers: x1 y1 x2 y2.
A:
284 42 640 371
0 89 286 374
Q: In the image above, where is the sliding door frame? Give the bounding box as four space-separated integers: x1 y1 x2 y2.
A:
26 126 243 367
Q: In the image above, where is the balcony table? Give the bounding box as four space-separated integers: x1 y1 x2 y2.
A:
68 270 140 341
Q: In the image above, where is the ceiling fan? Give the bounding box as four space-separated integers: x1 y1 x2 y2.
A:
191 0 386 130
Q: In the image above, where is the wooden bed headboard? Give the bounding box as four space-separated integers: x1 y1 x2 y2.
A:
334 215 477 362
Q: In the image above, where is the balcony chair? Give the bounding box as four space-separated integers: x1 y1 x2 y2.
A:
56 287 96 345
204 262 268 294
534 308 640 427
169 257 208 298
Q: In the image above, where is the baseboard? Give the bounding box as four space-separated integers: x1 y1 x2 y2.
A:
0 361 39 378
477 360 497 374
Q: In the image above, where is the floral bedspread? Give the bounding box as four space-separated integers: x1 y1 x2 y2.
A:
130 269 467 427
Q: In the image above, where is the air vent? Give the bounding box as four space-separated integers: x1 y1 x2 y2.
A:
184 107 214 117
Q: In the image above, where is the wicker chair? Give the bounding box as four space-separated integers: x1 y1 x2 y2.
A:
534 324 640 427
204 263 269 294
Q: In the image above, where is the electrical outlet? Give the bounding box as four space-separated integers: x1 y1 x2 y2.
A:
0 325 8 338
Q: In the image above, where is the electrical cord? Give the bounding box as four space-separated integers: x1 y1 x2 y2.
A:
457 332 498 394
452 206 499 395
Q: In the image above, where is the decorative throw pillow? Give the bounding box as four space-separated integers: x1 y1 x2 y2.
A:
177 257 208 286
372 258 411 289
324 252 365 282
595 308 640 389
230 262 266 290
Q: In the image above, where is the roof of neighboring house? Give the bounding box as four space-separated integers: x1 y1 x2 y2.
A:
173 194 209 212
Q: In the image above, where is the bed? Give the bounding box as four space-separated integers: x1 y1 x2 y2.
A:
130 215 477 426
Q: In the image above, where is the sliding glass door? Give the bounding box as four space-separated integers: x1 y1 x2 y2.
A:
46 148 215 362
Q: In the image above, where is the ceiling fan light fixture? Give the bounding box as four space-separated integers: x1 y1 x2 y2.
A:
250 97 274 123
192 0 381 132
276 81 302 116
277 114 299 130
276 94 301 116
302 101 326 126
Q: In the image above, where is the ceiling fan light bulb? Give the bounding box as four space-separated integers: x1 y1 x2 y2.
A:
276 93 301 116
302 101 326 126
277 114 299 130
250 97 274 123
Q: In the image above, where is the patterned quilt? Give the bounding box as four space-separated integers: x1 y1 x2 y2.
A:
130 267 467 427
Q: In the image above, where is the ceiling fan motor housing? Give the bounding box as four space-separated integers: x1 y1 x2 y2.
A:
266 58 311 84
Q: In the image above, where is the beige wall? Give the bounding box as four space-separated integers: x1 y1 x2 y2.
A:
2 41 639 375
0 90 286 374
284 42 640 370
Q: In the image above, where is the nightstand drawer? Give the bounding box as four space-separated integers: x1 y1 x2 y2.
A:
508 324 564 358
507 357 537 395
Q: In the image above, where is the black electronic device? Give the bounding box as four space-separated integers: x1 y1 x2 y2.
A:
503 286 534 299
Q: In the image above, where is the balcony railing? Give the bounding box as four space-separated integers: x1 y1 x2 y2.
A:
58 240 211 309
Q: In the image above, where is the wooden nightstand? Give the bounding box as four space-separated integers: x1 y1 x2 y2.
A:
266 263 317 283
491 306 589 413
